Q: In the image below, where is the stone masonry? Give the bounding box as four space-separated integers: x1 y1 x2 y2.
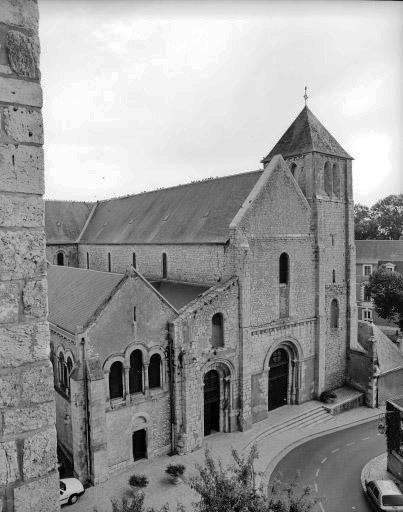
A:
0 1 59 511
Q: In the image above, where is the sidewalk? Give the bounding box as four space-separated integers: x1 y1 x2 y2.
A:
69 402 383 512
361 453 403 493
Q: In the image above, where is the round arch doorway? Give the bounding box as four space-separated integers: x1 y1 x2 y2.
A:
268 348 289 411
203 370 220 436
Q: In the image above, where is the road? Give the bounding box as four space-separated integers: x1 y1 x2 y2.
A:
269 419 385 512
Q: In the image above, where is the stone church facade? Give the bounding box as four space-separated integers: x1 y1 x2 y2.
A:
46 106 357 483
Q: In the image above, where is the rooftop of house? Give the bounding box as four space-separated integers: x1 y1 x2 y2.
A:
357 320 403 373
262 106 352 163
45 200 94 244
151 280 209 310
355 240 403 263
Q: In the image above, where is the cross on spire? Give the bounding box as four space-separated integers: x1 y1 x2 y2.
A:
304 86 308 106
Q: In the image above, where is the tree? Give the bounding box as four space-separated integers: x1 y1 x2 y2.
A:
371 194 403 240
189 446 319 512
354 204 378 240
366 266 403 330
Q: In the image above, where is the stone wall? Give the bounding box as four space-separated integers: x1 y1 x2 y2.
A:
0 1 59 510
78 243 228 285
46 244 79 267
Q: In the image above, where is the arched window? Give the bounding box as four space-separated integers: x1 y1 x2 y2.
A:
211 313 224 347
58 353 68 391
129 350 143 394
330 299 339 328
66 357 73 395
109 361 124 399
324 161 333 196
57 252 64 266
132 252 136 269
108 252 111 272
279 253 289 284
133 306 137 322
290 162 297 177
162 253 167 279
332 163 340 197
332 270 336 283
149 354 161 389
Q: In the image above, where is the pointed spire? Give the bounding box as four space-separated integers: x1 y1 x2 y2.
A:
262 106 352 164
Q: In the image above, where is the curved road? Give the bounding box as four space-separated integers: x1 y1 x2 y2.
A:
269 419 385 512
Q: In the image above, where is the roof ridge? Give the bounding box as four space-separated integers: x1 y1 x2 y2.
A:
45 199 94 205
96 169 263 203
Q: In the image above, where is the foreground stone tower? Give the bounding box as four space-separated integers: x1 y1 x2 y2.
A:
0 1 59 510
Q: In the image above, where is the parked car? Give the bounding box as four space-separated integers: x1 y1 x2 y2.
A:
365 480 403 511
60 478 85 506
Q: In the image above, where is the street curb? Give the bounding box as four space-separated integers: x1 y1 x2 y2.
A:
360 453 387 493
263 411 382 483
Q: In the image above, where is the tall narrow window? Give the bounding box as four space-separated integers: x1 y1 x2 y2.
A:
331 234 335 246
66 357 73 395
58 353 66 390
86 252 90 269
290 162 297 177
332 163 340 197
57 251 64 266
108 252 111 272
149 354 161 389
332 270 336 283
133 306 136 322
109 361 124 399
132 252 136 269
129 350 143 394
279 253 289 284
330 299 339 328
211 313 224 348
162 253 167 279
324 161 333 196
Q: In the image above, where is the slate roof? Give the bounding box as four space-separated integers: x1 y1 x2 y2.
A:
151 281 209 310
262 106 352 163
357 321 403 373
45 201 93 244
79 171 262 244
47 265 124 333
356 240 403 263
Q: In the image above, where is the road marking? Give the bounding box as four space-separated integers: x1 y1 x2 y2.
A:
314 481 318 492
321 457 327 464
315 468 320 477
319 501 325 512
362 436 370 441
331 448 339 453
346 442 355 446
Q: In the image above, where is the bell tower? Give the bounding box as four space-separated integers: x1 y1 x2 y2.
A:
261 103 357 395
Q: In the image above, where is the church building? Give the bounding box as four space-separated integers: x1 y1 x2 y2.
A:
46 105 357 483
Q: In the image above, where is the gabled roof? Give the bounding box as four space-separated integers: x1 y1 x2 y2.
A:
79 171 262 244
45 201 94 244
47 265 124 333
357 321 403 374
151 281 209 310
356 240 403 263
262 106 352 163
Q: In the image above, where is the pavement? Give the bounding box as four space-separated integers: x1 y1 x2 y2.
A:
361 453 403 493
68 401 384 512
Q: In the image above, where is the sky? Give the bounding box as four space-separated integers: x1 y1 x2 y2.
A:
39 0 403 206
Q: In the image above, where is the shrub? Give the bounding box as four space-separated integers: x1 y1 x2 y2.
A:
128 474 149 488
165 464 186 477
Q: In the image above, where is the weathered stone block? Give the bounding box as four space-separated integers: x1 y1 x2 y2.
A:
3 106 43 144
0 230 46 281
13 472 60 512
0 322 50 367
0 440 19 486
2 402 55 436
22 428 57 480
0 372 20 407
0 144 44 194
0 194 43 228
21 363 55 404
6 31 40 79
0 282 19 323
22 278 47 318
0 0 38 31
0 76 42 107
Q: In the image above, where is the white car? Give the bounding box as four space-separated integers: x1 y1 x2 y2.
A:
59 478 85 506
365 480 403 511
